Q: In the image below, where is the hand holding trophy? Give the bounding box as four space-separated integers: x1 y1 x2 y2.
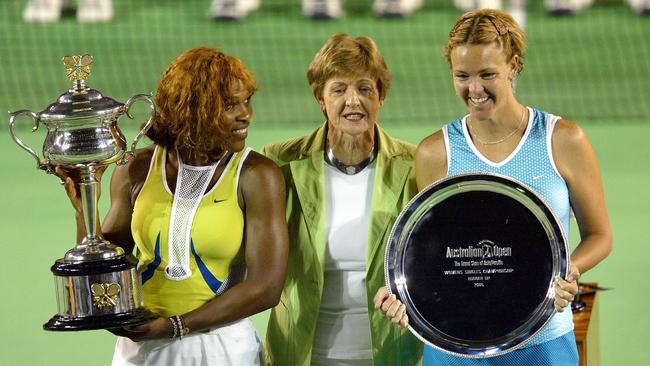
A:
8 55 156 330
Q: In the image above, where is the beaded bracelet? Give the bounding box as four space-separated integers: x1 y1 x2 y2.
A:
168 316 179 339
175 315 190 339
168 315 190 340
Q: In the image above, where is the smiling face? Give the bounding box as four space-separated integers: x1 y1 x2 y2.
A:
450 42 519 122
220 80 254 153
150 47 257 164
318 74 383 137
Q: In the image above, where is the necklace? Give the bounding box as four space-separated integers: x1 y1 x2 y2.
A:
468 108 527 146
325 146 376 175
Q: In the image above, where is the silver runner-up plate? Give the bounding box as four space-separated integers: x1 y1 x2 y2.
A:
385 173 568 358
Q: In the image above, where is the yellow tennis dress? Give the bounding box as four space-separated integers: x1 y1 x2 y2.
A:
112 145 263 366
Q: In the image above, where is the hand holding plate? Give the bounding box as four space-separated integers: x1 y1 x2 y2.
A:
374 286 409 328
554 264 580 312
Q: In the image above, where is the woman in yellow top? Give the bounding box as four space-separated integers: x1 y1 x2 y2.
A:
57 47 289 366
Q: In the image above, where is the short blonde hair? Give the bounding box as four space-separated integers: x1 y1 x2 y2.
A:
443 9 527 75
307 33 391 101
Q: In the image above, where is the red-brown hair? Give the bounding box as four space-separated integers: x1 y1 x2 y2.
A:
147 47 257 152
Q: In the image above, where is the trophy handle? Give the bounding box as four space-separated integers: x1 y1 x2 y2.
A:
8 110 51 172
119 94 156 165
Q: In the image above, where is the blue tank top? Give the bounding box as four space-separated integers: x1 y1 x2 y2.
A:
443 107 573 347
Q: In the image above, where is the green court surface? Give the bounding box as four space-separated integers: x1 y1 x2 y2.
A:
1 0 649 365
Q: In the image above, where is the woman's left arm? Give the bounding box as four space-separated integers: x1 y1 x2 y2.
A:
554 119 613 273
552 119 613 311
183 152 289 330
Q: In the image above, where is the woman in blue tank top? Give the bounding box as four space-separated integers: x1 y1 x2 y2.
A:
374 8 612 366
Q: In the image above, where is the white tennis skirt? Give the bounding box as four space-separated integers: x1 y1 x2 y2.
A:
111 318 264 366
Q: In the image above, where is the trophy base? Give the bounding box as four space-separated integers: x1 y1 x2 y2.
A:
49 255 154 331
44 308 157 331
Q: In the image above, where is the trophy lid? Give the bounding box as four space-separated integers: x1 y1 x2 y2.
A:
39 55 124 121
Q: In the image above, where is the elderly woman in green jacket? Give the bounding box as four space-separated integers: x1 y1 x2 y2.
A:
262 33 421 366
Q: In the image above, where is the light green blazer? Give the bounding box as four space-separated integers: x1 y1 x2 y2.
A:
261 123 422 366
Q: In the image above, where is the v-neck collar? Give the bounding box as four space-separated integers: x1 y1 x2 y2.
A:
161 148 235 197
462 107 533 168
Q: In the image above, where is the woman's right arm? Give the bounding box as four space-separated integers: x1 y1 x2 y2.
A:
102 148 153 254
101 160 138 254
415 130 448 191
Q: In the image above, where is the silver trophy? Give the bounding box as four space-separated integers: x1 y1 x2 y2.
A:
8 55 156 330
